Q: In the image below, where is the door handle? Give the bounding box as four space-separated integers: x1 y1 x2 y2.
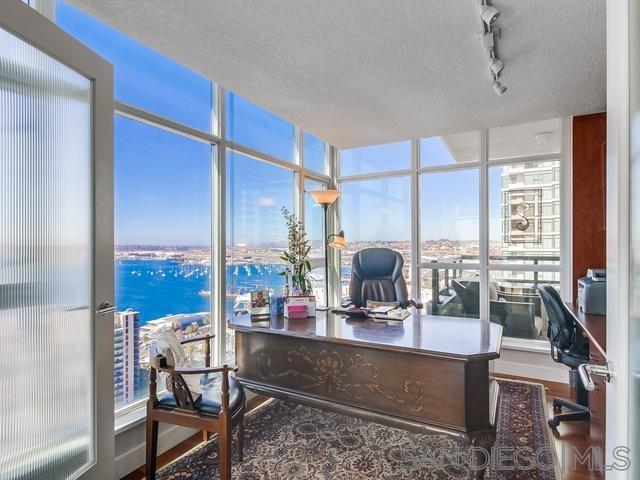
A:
97 301 116 315
578 361 614 392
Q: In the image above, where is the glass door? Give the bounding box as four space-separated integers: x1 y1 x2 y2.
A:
0 1 114 479
630 0 640 477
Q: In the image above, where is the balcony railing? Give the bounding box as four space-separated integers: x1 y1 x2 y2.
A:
426 254 560 314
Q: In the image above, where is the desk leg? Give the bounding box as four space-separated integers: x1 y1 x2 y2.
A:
471 432 495 480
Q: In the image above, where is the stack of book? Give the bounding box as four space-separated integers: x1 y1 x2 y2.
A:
369 305 411 321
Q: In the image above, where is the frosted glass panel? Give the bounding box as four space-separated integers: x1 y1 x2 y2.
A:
0 26 93 479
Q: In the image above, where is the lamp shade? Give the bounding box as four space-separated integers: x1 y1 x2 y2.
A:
329 231 346 250
308 189 340 206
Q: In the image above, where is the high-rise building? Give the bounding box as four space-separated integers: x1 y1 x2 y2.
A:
114 309 141 406
500 161 561 260
497 160 561 290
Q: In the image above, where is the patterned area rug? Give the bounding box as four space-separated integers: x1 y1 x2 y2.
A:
157 379 559 479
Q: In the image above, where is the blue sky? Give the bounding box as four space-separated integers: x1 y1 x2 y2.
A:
57 1 310 247
57 0 503 247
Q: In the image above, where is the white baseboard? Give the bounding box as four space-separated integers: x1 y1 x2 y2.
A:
115 423 198 480
491 348 570 384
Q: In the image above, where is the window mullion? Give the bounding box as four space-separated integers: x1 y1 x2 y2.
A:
411 139 420 301
212 84 227 365
479 129 490 322
296 128 304 223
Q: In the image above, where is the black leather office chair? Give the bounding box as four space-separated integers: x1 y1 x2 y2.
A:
348 248 423 309
537 284 590 428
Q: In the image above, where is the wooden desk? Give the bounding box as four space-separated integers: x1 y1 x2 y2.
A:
565 302 606 357
565 302 607 470
229 312 503 476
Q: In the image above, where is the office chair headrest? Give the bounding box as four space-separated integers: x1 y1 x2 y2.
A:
353 248 403 279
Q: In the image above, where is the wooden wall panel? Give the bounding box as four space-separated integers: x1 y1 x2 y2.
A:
572 113 607 300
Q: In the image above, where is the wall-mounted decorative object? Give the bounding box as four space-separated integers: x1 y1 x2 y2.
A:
504 188 542 244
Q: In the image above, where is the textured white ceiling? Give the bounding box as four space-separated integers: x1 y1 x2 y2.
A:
68 0 606 149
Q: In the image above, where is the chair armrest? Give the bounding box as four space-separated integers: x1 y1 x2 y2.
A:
180 333 215 345
409 297 424 309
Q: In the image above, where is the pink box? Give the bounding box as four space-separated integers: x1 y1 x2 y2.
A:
284 295 316 317
286 305 308 318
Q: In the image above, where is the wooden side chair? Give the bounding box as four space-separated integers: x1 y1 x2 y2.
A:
145 331 246 480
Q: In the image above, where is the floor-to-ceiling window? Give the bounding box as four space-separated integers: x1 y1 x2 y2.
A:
338 142 412 298
225 150 295 363
54 1 334 412
225 94 332 363
56 1 217 411
113 117 213 407
339 174 412 298
486 118 563 341
338 118 566 344
419 132 481 316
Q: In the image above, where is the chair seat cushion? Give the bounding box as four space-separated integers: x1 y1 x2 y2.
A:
157 373 245 417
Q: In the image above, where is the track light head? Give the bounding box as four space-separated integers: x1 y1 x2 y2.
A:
489 57 504 75
492 79 507 96
481 5 500 27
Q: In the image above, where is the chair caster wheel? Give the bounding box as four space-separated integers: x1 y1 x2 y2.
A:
548 418 560 429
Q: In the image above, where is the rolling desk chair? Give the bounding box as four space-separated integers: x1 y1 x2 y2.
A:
348 248 423 309
537 284 590 428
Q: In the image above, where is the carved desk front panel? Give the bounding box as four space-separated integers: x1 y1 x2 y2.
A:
235 330 493 434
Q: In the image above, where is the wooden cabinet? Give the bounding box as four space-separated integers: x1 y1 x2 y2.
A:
572 112 607 300
565 302 607 474
589 347 607 471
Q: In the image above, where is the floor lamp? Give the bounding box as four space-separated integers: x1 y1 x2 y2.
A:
308 189 345 309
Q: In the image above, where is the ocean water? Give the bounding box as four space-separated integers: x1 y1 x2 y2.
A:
115 259 287 325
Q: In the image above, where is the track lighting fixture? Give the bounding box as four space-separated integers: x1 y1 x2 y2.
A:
481 5 500 27
492 79 507 96
489 56 504 75
478 1 506 95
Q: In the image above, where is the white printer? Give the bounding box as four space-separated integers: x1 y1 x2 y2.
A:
577 268 606 315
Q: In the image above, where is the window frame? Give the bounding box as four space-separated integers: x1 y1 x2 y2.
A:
112 89 333 418
338 120 572 349
47 2 337 419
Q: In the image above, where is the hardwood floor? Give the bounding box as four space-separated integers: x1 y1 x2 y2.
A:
122 376 601 480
